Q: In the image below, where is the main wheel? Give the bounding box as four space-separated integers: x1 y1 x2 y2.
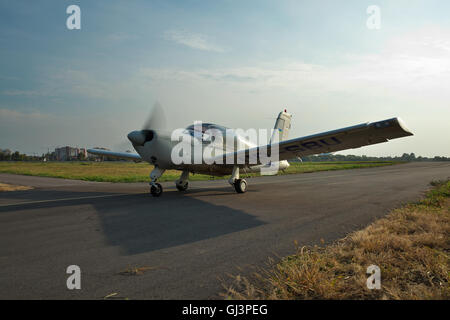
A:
150 183 163 197
176 181 188 191
234 179 247 193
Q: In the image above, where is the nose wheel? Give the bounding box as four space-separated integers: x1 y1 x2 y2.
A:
149 166 165 197
150 183 163 197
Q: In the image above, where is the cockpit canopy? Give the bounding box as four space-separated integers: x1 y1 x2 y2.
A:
183 123 256 150
184 123 229 138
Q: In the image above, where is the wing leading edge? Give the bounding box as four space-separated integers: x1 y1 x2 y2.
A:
210 117 413 165
87 149 142 161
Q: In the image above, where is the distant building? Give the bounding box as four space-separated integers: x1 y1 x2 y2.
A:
79 148 87 159
54 146 87 161
50 146 113 161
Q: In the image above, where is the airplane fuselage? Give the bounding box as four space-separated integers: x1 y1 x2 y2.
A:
132 125 289 176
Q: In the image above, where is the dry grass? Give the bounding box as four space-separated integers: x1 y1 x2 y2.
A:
0 182 33 192
224 180 450 300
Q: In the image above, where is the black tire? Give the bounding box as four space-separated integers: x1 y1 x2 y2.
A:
234 179 247 193
150 183 163 197
176 181 188 191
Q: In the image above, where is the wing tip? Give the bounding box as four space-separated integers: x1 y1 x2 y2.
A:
395 117 414 136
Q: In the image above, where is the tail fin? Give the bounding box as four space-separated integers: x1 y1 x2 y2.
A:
271 109 292 143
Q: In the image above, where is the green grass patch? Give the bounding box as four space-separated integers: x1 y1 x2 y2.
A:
0 160 401 183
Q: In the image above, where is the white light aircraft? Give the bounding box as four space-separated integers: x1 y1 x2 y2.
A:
88 107 413 197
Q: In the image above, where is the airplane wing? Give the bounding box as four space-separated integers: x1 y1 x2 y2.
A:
210 117 413 165
87 149 142 161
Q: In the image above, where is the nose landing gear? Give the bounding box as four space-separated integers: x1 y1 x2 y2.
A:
149 166 165 197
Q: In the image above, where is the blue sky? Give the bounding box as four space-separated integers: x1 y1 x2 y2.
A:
1 0 449 156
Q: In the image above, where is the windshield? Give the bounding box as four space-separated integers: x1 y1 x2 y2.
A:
184 123 229 137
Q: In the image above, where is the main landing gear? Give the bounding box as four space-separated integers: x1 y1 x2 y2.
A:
175 170 189 192
149 166 165 197
149 166 247 196
229 166 247 193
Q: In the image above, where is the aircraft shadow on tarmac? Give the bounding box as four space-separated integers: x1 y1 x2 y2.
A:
0 188 265 255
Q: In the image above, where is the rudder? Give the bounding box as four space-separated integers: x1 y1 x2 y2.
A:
271 109 292 143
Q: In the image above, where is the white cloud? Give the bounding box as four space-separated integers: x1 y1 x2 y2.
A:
163 29 225 52
142 27 450 101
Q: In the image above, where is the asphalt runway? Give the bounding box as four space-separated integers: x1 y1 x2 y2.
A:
0 162 449 299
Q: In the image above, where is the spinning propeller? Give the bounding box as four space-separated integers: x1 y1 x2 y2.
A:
128 102 168 146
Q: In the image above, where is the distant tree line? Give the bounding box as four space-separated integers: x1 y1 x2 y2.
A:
299 153 450 162
0 149 41 161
